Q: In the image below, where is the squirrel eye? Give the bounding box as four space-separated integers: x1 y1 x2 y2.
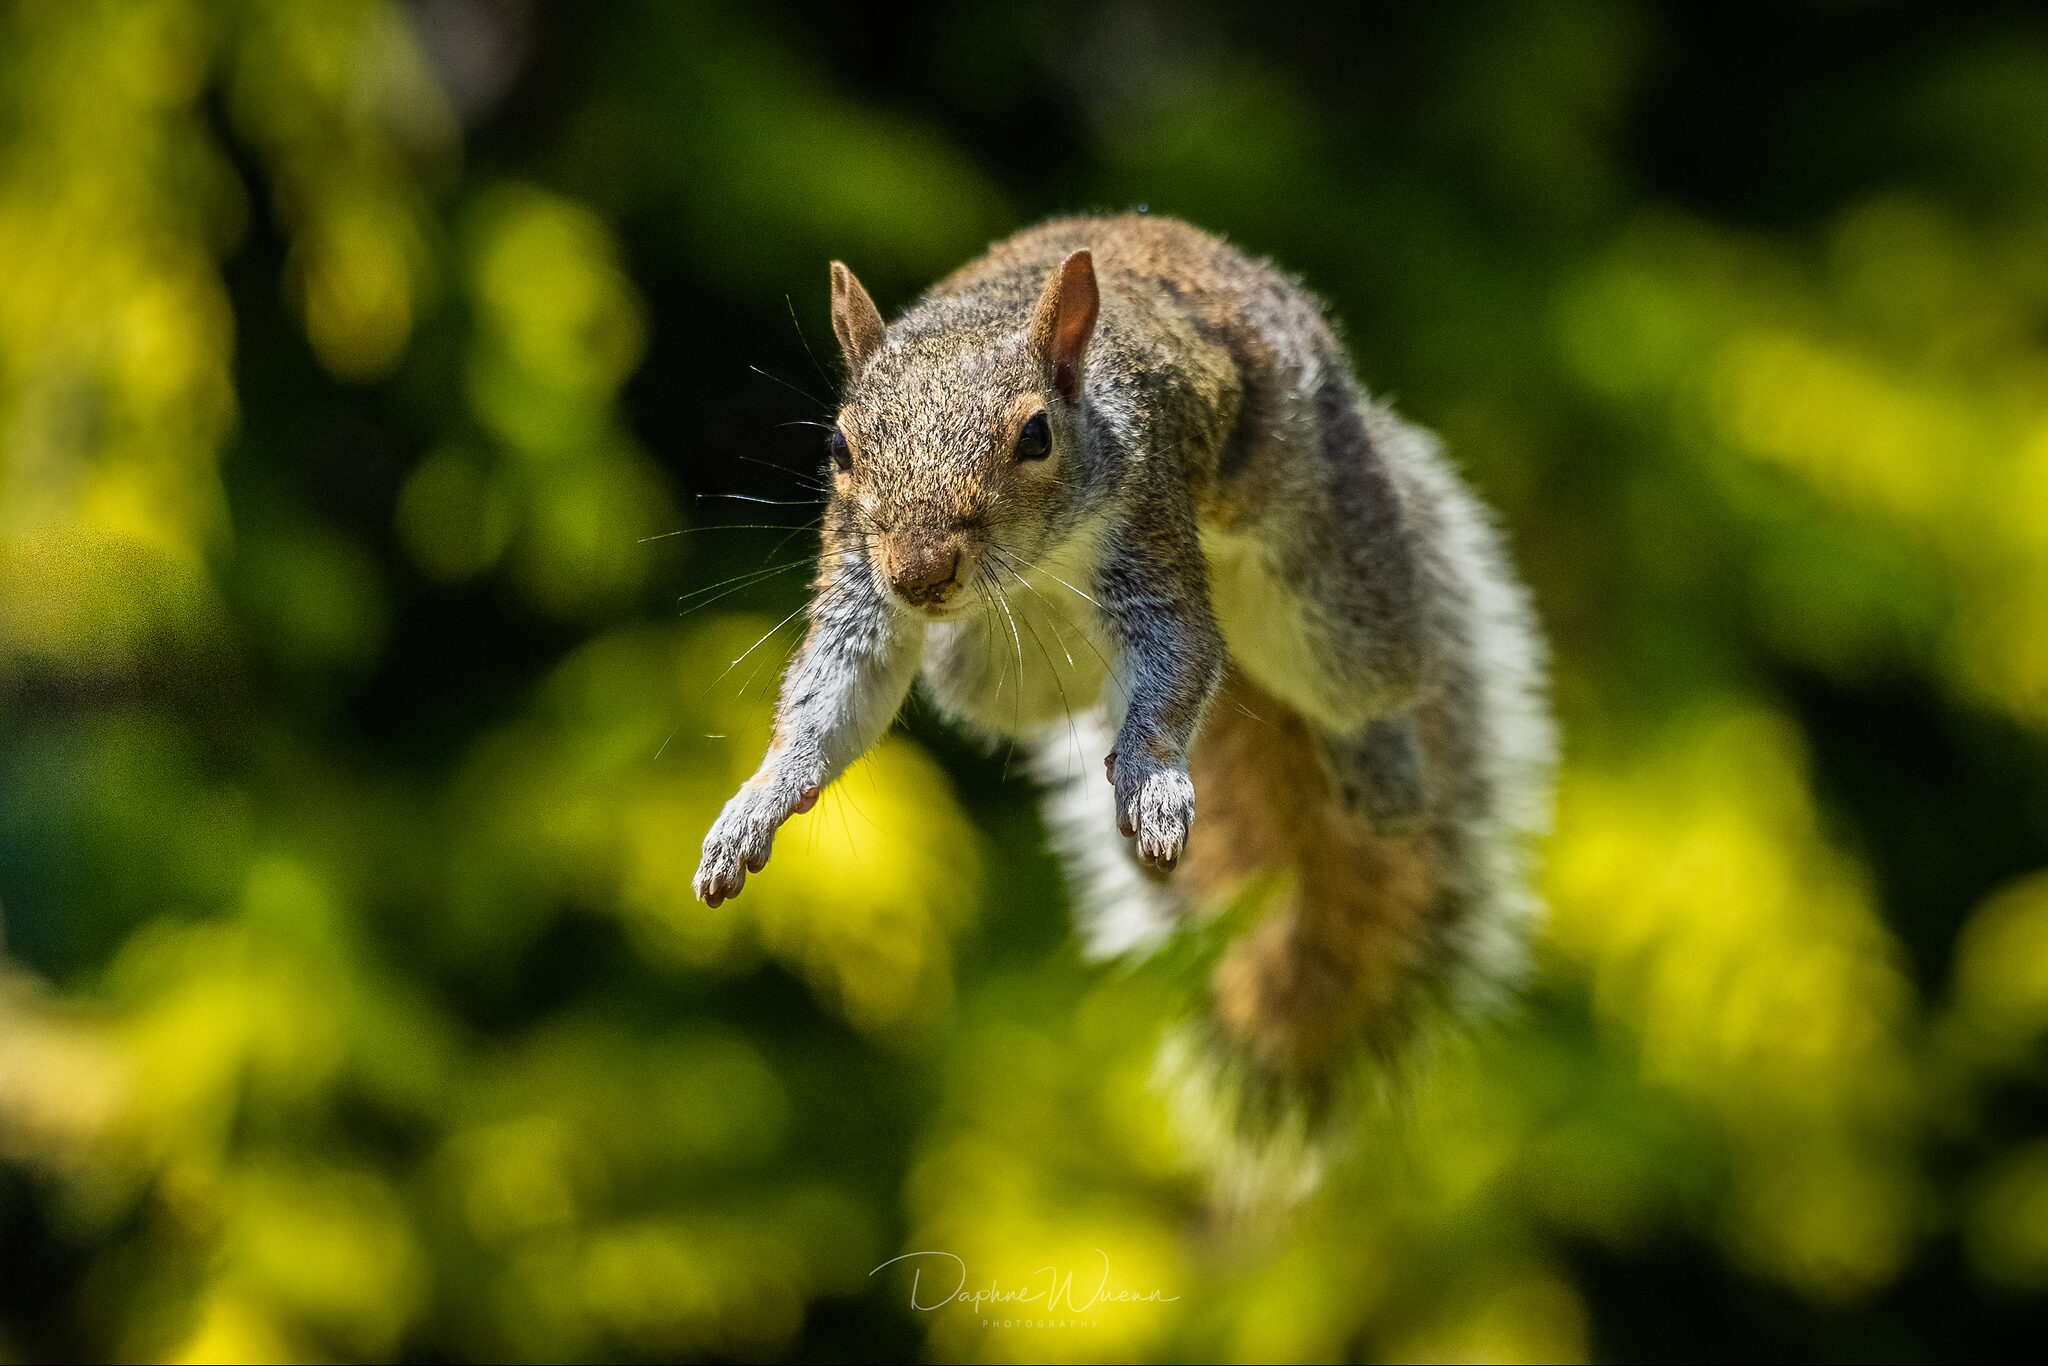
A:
1015 411 1051 461
828 428 852 472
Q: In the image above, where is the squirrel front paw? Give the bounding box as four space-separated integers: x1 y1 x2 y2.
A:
1106 750 1195 869
694 780 820 907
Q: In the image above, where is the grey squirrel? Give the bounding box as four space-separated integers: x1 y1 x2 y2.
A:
695 214 1555 1200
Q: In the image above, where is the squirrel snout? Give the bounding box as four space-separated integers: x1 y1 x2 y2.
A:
885 541 963 608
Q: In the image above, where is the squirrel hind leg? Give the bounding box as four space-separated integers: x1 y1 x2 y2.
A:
1314 712 1429 834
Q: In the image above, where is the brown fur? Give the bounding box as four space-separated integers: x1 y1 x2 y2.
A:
1186 667 1444 1080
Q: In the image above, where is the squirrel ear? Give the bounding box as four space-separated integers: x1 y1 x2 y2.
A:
1030 249 1099 404
830 261 886 374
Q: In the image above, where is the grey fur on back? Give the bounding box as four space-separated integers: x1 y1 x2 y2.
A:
697 212 1555 1202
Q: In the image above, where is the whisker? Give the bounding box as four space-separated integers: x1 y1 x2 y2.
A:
786 293 838 393
1030 564 1102 610
984 546 1123 702
653 722 682 761
675 560 810 616
983 566 1029 780
982 537 1104 613
735 453 834 494
712 599 812 687
1231 698 1277 728
1006 571 1086 768
675 558 808 602
755 520 823 570
748 363 829 412
695 491 823 507
989 555 1076 671
667 552 802 593
738 610 808 699
642 522 818 542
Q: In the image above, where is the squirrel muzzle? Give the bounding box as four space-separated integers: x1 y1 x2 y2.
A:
882 537 964 610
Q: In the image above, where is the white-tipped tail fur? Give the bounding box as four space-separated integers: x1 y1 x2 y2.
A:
1029 709 1180 960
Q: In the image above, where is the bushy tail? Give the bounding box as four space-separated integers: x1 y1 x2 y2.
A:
1035 654 1550 1211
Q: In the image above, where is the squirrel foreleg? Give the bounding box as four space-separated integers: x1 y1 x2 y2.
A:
694 578 924 906
1095 507 1225 869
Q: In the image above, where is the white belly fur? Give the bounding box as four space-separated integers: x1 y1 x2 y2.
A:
925 519 1345 739
1201 524 1345 727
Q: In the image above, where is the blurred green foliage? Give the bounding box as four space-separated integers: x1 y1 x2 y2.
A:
4 0 2048 1360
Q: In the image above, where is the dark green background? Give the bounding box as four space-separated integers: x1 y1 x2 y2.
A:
4 1 2048 1360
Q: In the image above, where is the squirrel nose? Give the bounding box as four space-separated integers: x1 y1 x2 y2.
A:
888 544 961 606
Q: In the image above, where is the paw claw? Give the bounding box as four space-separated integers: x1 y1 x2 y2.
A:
1110 753 1195 870
699 867 745 905
696 776 821 906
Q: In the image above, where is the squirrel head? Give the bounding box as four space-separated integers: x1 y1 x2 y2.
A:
823 251 1098 618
